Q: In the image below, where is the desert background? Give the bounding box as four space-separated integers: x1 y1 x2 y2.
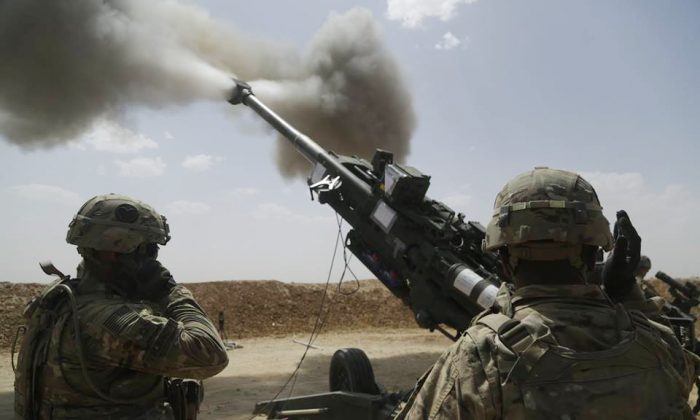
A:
0 276 698 419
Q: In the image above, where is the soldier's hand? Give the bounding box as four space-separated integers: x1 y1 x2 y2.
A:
136 259 177 301
602 210 641 300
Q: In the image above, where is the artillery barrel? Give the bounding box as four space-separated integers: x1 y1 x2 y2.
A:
229 80 372 197
656 271 692 296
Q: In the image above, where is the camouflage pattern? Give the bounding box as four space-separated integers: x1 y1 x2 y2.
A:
483 168 614 256
66 194 171 253
635 255 652 279
14 267 228 419
397 283 698 419
633 256 659 299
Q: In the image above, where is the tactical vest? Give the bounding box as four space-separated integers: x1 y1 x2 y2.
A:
13 276 173 419
473 305 691 419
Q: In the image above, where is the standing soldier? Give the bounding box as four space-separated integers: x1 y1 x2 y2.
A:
397 168 697 419
14 194 229 419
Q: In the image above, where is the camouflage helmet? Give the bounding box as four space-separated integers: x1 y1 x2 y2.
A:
636 255 652 273
483 168 613 267
66 194 170 253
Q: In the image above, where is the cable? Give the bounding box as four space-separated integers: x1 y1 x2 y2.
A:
336 232 361 296
253 212 345 418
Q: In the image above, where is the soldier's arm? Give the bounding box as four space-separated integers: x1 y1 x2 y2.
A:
616 283 667 320
80 285 228 379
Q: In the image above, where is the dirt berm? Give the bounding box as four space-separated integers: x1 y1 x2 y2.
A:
0 279 416 348
2 276 699 348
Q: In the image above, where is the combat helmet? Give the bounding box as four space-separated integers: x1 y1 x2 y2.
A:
66 194 170 253
483 167 613 268
635 255 652 277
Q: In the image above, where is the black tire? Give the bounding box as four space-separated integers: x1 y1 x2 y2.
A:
328 348 380 395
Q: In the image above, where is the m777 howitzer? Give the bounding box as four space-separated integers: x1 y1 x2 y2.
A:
656 270 700 315
229 79 502 419
655 271 700 414
229 80 502 340
651 271 698 352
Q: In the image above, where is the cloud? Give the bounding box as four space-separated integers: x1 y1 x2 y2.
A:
181 154 225 172
115 156 166 177
72 121 158 154
581 171 700 277
252 203 332 224
386 0 478 28
9 184 82 206
164 131 175 140
166 200 211 215
435 32 462 50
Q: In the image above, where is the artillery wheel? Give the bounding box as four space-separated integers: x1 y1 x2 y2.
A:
329 348 380 395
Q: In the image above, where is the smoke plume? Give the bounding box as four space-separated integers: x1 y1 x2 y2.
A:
252 10 415 177
0 1 415 177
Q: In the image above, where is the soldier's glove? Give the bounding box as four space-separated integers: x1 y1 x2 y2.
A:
116 243 176 300
136 259 177 302
602 210 641 301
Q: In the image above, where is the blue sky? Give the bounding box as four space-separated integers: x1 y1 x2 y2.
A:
1 0 698 283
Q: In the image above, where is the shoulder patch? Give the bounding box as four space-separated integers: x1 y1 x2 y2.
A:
103 305 140 336
102 305 160 346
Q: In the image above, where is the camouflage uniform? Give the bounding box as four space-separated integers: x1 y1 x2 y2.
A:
397 168 698 419
397 284 697 419
635 256 659 299
14 194 228 419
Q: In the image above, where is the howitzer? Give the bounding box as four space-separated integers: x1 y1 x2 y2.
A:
654 270 700 414
229 80 502 340
656 270 700 315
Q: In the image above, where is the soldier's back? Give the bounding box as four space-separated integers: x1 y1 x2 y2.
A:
399 284 694 420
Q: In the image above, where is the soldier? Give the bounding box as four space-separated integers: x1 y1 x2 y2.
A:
636 255 652 281
397 168 697 419
14 194 229 419
635 255 661 299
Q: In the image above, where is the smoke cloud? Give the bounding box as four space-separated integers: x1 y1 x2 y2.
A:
0 1 415 177
251 10 416 177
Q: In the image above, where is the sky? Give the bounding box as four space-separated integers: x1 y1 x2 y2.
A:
1 0 698 283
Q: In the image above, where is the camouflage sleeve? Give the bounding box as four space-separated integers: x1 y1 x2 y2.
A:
79 285 228 379
618 283 667 323
397 331 498 420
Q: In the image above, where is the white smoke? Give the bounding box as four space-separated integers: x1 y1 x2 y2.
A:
0 1 415 177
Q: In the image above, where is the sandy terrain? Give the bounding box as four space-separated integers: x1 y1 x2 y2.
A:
0 328 450 419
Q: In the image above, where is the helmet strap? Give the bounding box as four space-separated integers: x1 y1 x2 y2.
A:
509 244 586 272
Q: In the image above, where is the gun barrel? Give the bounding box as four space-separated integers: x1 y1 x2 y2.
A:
655 271 691 296
229 80 372 197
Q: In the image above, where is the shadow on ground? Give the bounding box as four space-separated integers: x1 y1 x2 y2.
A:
201 350 442 420
0 390 13 419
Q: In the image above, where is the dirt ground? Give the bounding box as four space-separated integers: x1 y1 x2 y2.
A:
0 328 450 419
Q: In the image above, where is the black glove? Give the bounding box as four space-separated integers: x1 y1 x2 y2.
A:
602 210 641 300
135 259 177 301
114 244 176 300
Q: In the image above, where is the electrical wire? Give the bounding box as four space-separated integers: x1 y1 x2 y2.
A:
253 212 345 418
